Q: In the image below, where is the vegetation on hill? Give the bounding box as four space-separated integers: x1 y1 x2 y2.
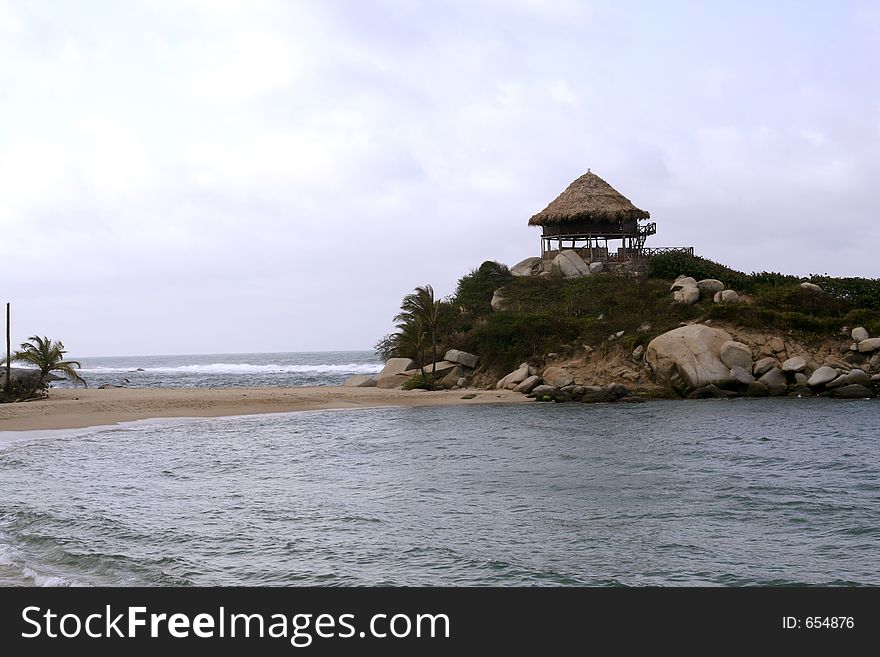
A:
377 253 880 376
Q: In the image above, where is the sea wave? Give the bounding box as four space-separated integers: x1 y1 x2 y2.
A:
79 363 383 375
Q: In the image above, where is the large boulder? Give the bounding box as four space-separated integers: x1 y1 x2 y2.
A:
440 366 464 389
730 366 755 385
753 357 776 377
510 257 544 277
491 289 508 312
589 262 604 274
551 250 590 278
670 277 700 305
342 375 377 387
852 327 870 342
857 338 880 353
807 366 838 388
845 369 871 387
444 349 479 369
673 285 700 305
542 366 575 388
497 363 530 389
645 325 735 394
758 367 788 396
781 357 808 373
712 290 741 304
376 358 416 389
829 384 873 399
514 375 542 394
800 282 823 293
406 361 460 378
697 279 725 295
720 341 752 370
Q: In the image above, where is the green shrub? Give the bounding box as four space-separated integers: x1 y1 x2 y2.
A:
401 372 439 390
811 276 880 310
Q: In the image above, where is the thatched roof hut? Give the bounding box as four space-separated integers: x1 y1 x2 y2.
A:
529 170 655 259
528 170 650 226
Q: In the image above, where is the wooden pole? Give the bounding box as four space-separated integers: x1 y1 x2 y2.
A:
5 302 10 394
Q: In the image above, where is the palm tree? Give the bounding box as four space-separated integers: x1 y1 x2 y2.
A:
395 285 441 378
8 335 87 396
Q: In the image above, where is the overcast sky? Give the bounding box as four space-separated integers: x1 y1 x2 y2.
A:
2 0 878 356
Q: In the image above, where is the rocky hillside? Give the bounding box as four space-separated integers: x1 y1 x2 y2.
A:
370 251 880 400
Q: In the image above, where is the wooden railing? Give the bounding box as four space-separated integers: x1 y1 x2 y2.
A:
641 247 694 257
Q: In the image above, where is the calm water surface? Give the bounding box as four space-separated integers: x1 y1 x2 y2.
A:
0 399 877 586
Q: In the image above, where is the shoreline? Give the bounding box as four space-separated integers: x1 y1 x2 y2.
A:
0 386 528 433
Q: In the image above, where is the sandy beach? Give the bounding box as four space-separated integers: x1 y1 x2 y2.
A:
0 386 527 432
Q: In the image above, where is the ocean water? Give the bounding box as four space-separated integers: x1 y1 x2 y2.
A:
65 351 382 388
1 398 878 587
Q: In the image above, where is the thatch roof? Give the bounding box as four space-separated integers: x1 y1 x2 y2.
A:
528 171 650 226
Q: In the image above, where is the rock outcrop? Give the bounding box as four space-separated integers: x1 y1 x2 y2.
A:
444 349 479 369
510 257 544 277
645 325 735 394
551 250 590 278
376 358 416 389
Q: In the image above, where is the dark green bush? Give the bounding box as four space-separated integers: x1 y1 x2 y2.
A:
401 373 439 390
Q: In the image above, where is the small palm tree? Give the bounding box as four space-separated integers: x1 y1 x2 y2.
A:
395 285 441 377
8 335 87 396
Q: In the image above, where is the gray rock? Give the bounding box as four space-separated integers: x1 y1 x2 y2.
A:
491 288 508 312
794 372 808 386
800 282 823 293
826 374 848 389
551 250 591 278
857 338 880 353
730 366 755 385
510 256 544 277
581 389 617 403
845 368 871 386
688 384 732 399
697 279 725 295
758 367 788 396
781 357 807 373
768 337 786 354
720 341 752 370
632 345 645 361
404 361 459 378
746 381 769 397
589 261 604 274
830 384 873 399
807 366 838 387
852 327 870 342
457 377 468 388
440 366 464 389
444 349 479 369
528 385 555 399
871 374 880 382
645 325 735 394
670 276 697 290
720 289 740 304
342 375 377 387
673 284 700 305
514 375 542 394
753 357 776 377
542 366 574 388
497 363 530 389
870 353 880 371
376 358 416 389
